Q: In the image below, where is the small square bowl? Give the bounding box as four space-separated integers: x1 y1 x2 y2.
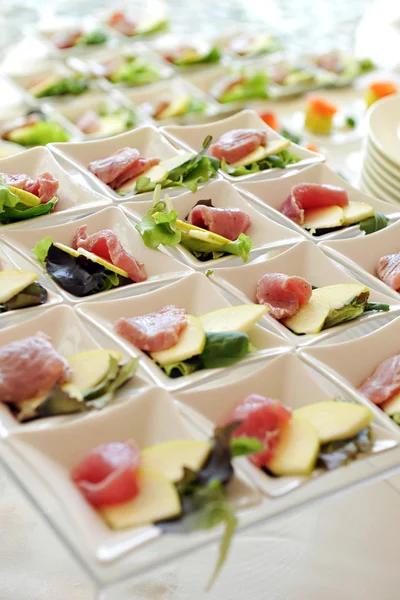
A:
237 162 400 242
0 146 111 230
1 206 193 305
211 240 400 347
161 109 324 183
76 271 293 392
121 179 304 270
0 304 149 436
212 28 282 61
150 35 225 71
49 125 200 202
53 90 144 140
319 219 400 301
175 352 399 496
120 77 221 126
299 315 400 434
0 241 62 327
8 385 259 564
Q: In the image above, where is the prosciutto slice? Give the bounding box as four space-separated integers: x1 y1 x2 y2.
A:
72 225 147 283
256 273 312 319
207 129 267 164
359 354 400 405
187 205 251 240
115 305 187 352
377 253 400 291
53 30 82 49
2 172 59 204
87 147 160 189
0 332 69 404
76 110 100 134
106 11 137 36
280 183 349 226
71 441 141 507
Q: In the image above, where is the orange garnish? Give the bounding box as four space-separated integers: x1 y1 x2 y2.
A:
259 111 279 131
307 96 338 117
368 81 398 98
305 143 322 154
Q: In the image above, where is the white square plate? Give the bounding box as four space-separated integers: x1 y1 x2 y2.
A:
161 109 324 183
237 162 400 242
299 315 400 434
1 206 193 304
76 271 293 391
0 146 112 229
320 219 400 300
211 240 400 347
49 125 199 202
8 386 259 563
0 304 149 436
175 352 399 496
121 179 303 269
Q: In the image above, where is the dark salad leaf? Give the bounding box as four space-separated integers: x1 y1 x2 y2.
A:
359 213 389 235
0 282 47 313
318 427 372 470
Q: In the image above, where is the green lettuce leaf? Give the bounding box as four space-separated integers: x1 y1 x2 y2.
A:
35 77 89 98
180 231 252 262
109 58 160 85
219 72 269 103
0 197 58 224
0 178 20 213
7 120 70 146
200 331 250 369
221 150 300 177
135 201 181 248
79 29 108 46
32 236 53 264
359 213 389 235
230 437 264 457
174 45 221 67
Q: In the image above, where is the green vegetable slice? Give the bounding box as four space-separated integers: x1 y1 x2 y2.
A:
359 213 389 235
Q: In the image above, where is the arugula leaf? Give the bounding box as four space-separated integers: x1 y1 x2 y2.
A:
0 197 58 223
219 72 270 103
135 202 181 248
221 150 300 177
231 436 264 457
180 231 252 262
200 332 250 369
33 236 53 264
363 302 390 313
359 213 389 235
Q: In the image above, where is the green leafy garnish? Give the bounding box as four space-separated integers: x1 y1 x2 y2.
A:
174 45 221 67
359 58 375 73
109 57 160 85
280 129 301 144
219 72 270 103
231 437 264 457
7 120 69 146
221 149 300 177
79 29 108 46
33 236 53 264
135 201 180 248
180 232 252 263
363 302 390 313
206 269 214 277
35 77 89 98
200 332 250 369
345 116 356 129
359 213 389 235
318 427 372 470
0 198 58 223
162 357 203 378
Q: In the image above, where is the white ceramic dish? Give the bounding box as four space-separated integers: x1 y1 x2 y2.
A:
363 151 400 196
212 28 282 61
161 109 324 183
211 240 400 347
98 0 169 40
0 304 149 436
359 164 396 204
53 90 143 140
299 315 400 434
320 218 400 300
175 352 399 496
237 162 398 241
76 271 293 391
121 179 303 269
39 18 117 60
365 137 400 181
49 125 206 202
120 77 220 126
0 146 111 229
1 206 192 305
361 160 400 204
367 94 400 167
0 140 25 158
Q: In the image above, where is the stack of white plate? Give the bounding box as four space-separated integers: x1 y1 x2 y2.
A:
360 94 400 204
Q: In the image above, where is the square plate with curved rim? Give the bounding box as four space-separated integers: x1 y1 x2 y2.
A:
175 352 399 496
299 315 400 435
0 304 150 436
8 386 260 564
1 206 193 305
121 179 303 270
76 271 293 391
237 162 400 242
161 109 324 183
211 240 400 347
320 219 400 301
0 146 112 230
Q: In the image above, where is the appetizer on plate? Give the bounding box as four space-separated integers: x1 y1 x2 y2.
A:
0 332 136 421
258 111 322 153
228 33 281 57
268 62 321 94
99 55 161 86
106 11 168 37
88 140 219 195
162 44 221 67
207 128 299 177
279 182 377 235
136 187 252 263
210 71 270 104
1 109 70 146
33 226 147 297
0 172 59 224
377 252 400 291
51 28 108 50
115 303 267 378
304 95 338 135
75 106 135 137
0 270 47 313
150 94 207 121
27 74 90 99
359 354 400 424
310 51 374 84
365 81 398 108
225 394 374 475
255 273 389 334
